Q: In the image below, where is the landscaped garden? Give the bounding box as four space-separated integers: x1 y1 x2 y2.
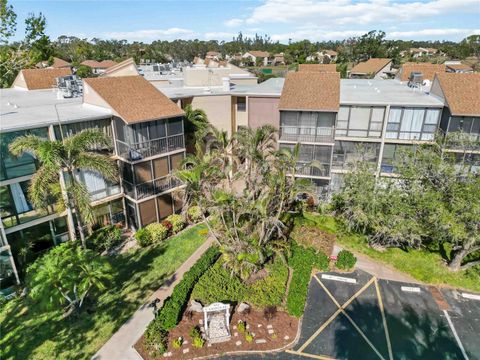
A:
0 223 209 360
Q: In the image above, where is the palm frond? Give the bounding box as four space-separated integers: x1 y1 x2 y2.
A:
64 129 111 153
74 153 118 182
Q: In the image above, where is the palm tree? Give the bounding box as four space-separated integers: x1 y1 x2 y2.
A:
9 129 117 248
183 104 209 153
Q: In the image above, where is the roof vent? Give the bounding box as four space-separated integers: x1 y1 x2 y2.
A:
408 72 423 88
56 75 83 98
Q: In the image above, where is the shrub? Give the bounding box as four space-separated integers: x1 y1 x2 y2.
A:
245 332 254 343
145 246 220 339
189 326 201 339
192 336 205 348
287 243 329 317
187 206 203 223
244 259 288 307
166 214 185 234
87 225 122 252
237 320 246 334
161 220 173 232
172 337 183 349
135 228 152 247
146 223 169 242
263 306 277 321
336 250 357 270
144 320 168 356
191 260 246 304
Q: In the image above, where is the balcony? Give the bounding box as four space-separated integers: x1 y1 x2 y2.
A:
279 126 334 143
295 164 330 177
123 176 181 200
116 134 185 161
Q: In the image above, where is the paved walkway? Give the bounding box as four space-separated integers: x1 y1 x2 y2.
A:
93 236 215 360
333 245 420 283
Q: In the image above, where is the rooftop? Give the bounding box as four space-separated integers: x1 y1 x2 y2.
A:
298 64 337 72
434 73 480 116
397 62 446 82
13 68 72 90
0 88 111 132
350 58 392 75
279 72 340 111
84 75 184 124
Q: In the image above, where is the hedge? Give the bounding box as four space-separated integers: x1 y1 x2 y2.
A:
286 243 328 317
145 246 220 345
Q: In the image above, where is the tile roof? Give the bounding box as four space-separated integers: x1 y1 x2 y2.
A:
446 63 473 71
84 75 184 124
298 64 337 72
350 58 392 75
80 60 117 68
16 68 72 90
398 62 445 81
434 73 480 116
279 71 340 111
248 50 269 58
51 57 71 68
81 60 101 68
98 60 117 68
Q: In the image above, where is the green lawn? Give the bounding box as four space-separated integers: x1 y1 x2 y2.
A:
300 213 480 292
0 224 208 360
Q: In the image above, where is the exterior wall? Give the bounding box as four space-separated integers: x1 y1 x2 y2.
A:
248 97 280 129
230 77 258 85
191 95 233 136
373 62 393 79
12 72 27 89
104 63 139 77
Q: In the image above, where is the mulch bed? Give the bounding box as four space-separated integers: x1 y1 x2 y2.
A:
135 308 298 359
290 225 336 256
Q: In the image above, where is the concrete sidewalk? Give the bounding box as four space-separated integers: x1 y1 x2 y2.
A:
93 237 215 360
333 244 420 283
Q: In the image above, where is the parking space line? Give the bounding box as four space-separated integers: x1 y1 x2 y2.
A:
443 310 470 360
286 349 337 360
462 292 480 301
375 279 393 360
297 276 376 353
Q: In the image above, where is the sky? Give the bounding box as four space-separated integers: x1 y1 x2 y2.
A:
9 0 480 43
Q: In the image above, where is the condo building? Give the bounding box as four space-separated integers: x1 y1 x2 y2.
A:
1 61 478 291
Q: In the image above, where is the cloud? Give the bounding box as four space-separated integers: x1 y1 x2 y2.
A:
387 28 480 39
224 18 244 27
240 0 478 26
270 29 367 42
204 32 238 40
102 28 195 41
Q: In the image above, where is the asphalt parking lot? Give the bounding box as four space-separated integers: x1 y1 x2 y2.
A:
221 270 480 360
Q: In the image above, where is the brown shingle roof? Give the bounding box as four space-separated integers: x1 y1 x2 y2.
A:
446 63 473 71
84 75 184 124
434 73 480 116
51 57 71 68
80 60 117 68
16 68 72 90
98 60 117 68
350 58 392 75
398 62 445 81
298 64 337 72
279 72 340 111
248 50 269 58
81 60 101 68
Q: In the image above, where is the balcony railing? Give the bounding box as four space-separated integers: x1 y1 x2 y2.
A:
116 134 185 161
123 176 181 200
295 164 330 177
279 126 334 143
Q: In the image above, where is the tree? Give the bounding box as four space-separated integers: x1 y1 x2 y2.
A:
175 125 315 279
333 142 479 272
27 242 112 314
9 129 117 248
75 64 93 78
183 104 209 152
0 0 16 44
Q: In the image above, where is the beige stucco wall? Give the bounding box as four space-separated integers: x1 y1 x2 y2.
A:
104 64 139 77
373 62 393 79
12 71 27 89
231 77 258 85
83 82 117 115
191 95 233 135
248 97 280 129
429 78 445 101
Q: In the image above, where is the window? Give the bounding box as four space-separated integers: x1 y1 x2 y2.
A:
167 117 183 136
387 107 440 140
336 106 384 138
149 119 166 139
333 141 380 170
381 144 414 173
237 97 246 112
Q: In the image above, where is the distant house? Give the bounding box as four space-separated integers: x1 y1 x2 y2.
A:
407 47 440 58
273 53 285 65
306 50 338 63
242 51 270 66
445 62 474 74
349 58 392 79
80 60 118 74
101 58 139 77
206 51 221 61
37 57 71 69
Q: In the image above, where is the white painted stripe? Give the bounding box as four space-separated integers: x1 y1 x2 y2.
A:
321 274 357 284
461 293 480 301
401 286 421 293
443 309 469 360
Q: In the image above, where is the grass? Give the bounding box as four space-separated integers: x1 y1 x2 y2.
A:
300 212 480 293
0 224 209 360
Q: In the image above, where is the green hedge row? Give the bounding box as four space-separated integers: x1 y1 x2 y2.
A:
287 243 329 317
144 246 220 353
